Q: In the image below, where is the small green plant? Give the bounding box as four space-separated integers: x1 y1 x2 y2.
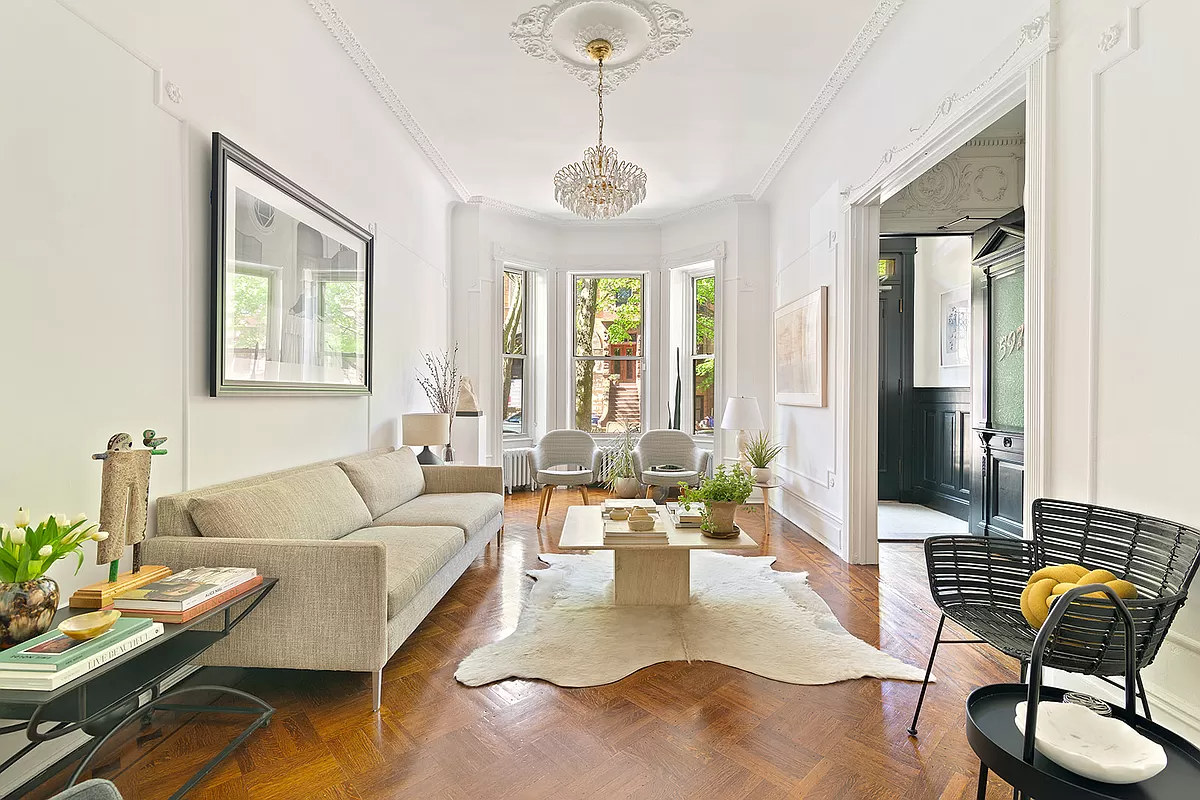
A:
602 424 640 489
679 466 757 531
743 432 784 469
0 509 106 583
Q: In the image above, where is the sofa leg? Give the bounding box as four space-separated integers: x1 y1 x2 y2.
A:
371 668 382 712
497 526 504 547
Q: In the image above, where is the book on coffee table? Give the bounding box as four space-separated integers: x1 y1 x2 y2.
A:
114 567 258 612
0 619 164 690
666 503 703 528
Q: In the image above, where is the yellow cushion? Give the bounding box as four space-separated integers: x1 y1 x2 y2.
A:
1018 563 1138 629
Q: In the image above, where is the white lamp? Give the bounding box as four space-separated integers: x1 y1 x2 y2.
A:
403 413 451 465
721 397 764 471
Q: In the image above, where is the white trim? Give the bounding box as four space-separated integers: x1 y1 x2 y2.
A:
775 481 845 557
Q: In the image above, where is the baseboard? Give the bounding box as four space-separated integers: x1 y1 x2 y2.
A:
774 486 844 558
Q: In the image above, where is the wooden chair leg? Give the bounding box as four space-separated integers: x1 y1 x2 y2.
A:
536 486 551 528
580 485 590 505
543 486 555 522
646 486 654 499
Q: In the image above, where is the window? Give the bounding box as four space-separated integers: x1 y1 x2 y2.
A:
573 275 643 433
690 274 716 435
502 268 528 437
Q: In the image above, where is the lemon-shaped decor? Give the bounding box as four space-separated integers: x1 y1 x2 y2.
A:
58 609 121 640
1019 564 1137 629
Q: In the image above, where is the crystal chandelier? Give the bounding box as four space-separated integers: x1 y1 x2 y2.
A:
554 39 648 219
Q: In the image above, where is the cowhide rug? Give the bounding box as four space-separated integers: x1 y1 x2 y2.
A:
455 551 931 687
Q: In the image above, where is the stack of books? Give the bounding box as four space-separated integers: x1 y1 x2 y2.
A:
666 502 704 528
603 514 669 545
0 618 164 691
114 566 261 623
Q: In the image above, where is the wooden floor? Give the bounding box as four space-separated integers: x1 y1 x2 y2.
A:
32 490 1023 799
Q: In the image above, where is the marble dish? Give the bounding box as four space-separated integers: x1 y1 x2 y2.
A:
58 609 122 640
1014 700 1167 783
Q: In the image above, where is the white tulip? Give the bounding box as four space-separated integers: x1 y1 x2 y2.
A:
54 514 69 528
38 545 52 557
94 530 110 542
71 513 88 526
14 508 29 527
9 528 26 546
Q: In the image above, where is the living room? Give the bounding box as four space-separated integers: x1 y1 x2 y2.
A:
2 1 1199 798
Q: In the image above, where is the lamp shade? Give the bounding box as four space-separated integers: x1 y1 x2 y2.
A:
721 397 764 431
402 413 450 446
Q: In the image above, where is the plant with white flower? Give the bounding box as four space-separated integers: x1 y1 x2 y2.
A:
0 509 101 583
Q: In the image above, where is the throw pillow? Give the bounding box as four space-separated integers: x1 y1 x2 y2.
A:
1019 563 1138 629
338 447 426 518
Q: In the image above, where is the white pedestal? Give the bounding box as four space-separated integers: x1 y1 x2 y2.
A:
451 415 487 466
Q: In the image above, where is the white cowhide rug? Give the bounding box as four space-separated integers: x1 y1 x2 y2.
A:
455 551 931 687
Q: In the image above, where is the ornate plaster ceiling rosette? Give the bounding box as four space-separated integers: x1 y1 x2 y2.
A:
511 0 692 93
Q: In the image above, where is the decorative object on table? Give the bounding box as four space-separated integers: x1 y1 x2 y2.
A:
57 610 121 641
625 508 656 532
402 413 452 465
210 133 373 396
0 616 163 690
1 510 107 647
455 375 482 416
1062 691 1113 717
632 429 709 501
416 344 460 461
90 430 170 580
940 286 970 368
721 397 764 473
455 550 928 687
528 429 601 528
601 424 642 498
908 499 1200 738
743 431 785 485
1018 563 1138 629
67 565 172 611
1013 699 1168 784
774 286 828 407
552 38 648 220
608 508 629 521
678 464 756 538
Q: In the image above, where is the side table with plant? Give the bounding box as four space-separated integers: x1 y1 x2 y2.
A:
678 465 756 538
603 425 642 498
0 509 107 647
743 432 785 484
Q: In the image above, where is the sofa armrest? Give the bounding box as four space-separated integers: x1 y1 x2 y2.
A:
141 536 388 672
421 465 503 495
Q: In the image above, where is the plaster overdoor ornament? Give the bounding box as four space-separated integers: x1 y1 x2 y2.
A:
511 0 692 93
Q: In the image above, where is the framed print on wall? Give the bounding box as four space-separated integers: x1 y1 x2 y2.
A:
210 133 373 396
774 286 828 407
940 286 970 368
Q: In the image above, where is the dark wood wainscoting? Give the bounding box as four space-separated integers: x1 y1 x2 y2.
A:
974 428 1025 538
912 387 971 520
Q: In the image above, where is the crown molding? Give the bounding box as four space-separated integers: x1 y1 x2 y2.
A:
306 0 470 201
752 0 905 199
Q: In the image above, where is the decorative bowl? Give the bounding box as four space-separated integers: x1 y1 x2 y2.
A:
1014 700 1167 783
609 508 629 521
627 516 656 532
58 609 121 641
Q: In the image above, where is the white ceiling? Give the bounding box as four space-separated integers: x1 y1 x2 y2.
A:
327 0 892 221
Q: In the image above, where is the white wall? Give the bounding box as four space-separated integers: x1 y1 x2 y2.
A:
912 236 972 387
0 0 454 784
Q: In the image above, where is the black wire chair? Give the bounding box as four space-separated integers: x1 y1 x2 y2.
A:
908 498 1200 737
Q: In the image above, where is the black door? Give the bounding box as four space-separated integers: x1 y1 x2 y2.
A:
878 239 915 501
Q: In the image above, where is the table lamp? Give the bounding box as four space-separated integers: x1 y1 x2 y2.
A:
403 413 451 465
721 397 764 472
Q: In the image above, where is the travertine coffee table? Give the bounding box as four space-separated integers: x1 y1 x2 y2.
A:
558 506 758 606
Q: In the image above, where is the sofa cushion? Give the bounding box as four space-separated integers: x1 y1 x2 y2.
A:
342 526 462 617
188 465 372 541
338 448 426 518
370 493 504 541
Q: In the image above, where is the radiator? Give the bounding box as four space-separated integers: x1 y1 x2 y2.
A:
502 448 539 494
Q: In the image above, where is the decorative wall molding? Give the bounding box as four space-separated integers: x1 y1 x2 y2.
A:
775 479 845 559
510 0 692 94
752 0 905 200
306 0 471 200
657 194 755 224
468 193 755 228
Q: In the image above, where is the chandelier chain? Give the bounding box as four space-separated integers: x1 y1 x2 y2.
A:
597 57 604 151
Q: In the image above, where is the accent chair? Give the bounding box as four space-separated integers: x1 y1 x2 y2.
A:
633 429 710 500
527 429 601 527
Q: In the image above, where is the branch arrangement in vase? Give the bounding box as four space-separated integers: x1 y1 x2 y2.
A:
415 344 460 459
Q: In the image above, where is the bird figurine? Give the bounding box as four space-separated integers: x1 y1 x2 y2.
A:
92 433 134 461
142 429 168 455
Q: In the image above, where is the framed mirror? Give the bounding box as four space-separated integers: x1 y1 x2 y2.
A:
210 133 373 396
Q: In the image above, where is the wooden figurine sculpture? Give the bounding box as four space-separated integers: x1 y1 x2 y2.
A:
91 430 167 580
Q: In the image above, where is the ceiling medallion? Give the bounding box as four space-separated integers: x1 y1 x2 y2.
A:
511 0 692 93
553 39 648 219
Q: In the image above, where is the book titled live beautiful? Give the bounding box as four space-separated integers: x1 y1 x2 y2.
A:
0 619 164 691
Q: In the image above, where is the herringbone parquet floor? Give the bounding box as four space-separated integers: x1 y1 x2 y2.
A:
31 490 1022 799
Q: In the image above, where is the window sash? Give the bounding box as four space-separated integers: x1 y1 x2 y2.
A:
502 267 531 438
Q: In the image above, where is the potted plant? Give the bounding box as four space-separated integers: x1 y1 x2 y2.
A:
0 509 107 647
743 432 784 484
603 425 642 499
678 465 756 538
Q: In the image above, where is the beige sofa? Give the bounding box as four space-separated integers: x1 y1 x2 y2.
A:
144 447 503 710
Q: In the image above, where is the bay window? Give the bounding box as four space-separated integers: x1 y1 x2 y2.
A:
572 274 644 433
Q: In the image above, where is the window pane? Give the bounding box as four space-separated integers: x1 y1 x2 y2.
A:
693 275 715 355
319 280 366 384
692 358 715 434
879 258 896 280
503 270 525 356
503 357 524 435
574 358 641 433
574 276 642 357
231 272 270 357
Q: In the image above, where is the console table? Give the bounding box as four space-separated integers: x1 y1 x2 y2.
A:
0 578 277 800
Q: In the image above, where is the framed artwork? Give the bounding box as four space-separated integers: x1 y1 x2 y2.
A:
774 286 828 407
210 133 373 396
940 286 971 368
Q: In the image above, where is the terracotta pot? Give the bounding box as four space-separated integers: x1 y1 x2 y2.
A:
0 577 60 648
751 467 773 485
705 502 739 534
614 477 641 499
